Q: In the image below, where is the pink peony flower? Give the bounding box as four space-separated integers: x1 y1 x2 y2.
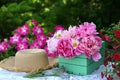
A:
95 36 103 47
68 26 78 39
56 38 75 58
16 42 28 51
32 26 43 36
61 26 79 39
62 30 71 39
44 46 58 57
20 24 29 35
0 42 8 52
9 34 21 44
47 37 59 55
77 36 102 61
46 22 102 62
77 22 98 38
74 46 83 56
31 19 38 26
55 25 64 32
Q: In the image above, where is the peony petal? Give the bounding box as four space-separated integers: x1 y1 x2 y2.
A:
92 52 101 62
74 48 82 56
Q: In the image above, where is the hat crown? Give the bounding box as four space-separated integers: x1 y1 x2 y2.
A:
0 49 58 72
15 49 49 72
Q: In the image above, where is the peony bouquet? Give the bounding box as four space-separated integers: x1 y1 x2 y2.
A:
0 20 48 60
46 22 102 62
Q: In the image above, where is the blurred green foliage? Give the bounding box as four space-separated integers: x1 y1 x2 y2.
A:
0 0 120 39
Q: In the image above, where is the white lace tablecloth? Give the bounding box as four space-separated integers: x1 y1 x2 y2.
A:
0 65 119 80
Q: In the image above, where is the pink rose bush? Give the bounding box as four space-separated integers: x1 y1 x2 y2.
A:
46 22 102 62
0 20 48 60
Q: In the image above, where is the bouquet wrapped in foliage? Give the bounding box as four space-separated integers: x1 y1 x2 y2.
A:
0 20 48 60
100 21 120 80
46 22 103 62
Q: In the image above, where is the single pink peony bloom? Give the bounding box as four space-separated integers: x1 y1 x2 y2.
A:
62 30 71 39
55 25 64 32
77 22 98 38
57 38 75 58
44 46 58 57
47 37 59 54
32 26 43 36
20 24 29 35
45 46 58 57
16 42 28 51
77 36 102 60
0 42 8 53
31 19 38 26
9 34 21 44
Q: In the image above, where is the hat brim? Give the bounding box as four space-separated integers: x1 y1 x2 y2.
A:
0 56 58 72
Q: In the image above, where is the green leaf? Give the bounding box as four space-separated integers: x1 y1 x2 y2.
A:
24 70 44 78
1 6 7 12
7 3 17 12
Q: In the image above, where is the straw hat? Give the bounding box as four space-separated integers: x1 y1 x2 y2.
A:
0 49 58 72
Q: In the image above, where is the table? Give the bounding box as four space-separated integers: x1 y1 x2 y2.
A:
0 65 119 80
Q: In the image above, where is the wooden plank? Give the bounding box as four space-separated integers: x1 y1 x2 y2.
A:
59 58 104 75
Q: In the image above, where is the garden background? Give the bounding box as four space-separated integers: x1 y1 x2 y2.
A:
0 0 120 39
0 0 120 79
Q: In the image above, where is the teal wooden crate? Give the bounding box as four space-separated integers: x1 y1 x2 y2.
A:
59 42 105 75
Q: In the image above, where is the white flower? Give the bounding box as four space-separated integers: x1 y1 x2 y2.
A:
71 39 79 49
47 37 59 53
54 30 63 38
